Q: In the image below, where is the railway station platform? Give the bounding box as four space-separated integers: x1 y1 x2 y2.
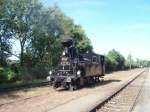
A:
133 69 150 112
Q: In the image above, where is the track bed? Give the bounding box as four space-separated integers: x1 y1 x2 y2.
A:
96 69 147 112
0 69 144 112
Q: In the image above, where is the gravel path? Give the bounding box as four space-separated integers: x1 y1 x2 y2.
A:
133 69 150 112
0 69 142 112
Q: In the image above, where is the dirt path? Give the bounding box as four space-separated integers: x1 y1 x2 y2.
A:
0 69 142 112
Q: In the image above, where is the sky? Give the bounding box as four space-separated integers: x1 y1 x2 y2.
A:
39 0 150 60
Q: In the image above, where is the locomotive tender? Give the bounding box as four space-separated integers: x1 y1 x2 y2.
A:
47 38 105 90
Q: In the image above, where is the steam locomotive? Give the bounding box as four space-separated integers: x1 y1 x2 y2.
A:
47 38 105 91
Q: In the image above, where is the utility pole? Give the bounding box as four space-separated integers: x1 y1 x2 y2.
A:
129 57 131 69
129 54 132 69
127 53 133 70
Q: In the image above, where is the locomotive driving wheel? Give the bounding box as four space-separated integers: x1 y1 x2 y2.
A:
52 83 58 89
69 78 80 91
69 84 77 91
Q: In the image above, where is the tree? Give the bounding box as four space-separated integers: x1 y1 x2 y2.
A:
0 0 12 66
5 0 42 66
105 56 115 72
26 6 73 67
0 0 4 18
27 5 93 67
71 25 93 53
126 54 134 69
0 37 12 66
106 49 125 71
138 59 150 67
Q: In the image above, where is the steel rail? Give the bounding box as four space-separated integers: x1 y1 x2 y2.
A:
90 69 146 112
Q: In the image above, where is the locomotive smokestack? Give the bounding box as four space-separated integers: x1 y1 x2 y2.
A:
61 37 73 48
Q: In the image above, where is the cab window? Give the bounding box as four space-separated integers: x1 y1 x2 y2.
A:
92 56 97 63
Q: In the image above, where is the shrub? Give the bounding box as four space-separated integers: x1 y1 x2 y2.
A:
0 67 8 83
0 67 16 83
30 64 49 79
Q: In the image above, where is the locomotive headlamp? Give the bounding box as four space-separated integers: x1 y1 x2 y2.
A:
46 76 51 81
77 70 81 75
62 51 65 56
49 71 52 75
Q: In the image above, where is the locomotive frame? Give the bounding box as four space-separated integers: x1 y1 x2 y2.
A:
47 39 105 91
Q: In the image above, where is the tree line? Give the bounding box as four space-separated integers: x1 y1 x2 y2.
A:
0 0 149 84
105 50 150 72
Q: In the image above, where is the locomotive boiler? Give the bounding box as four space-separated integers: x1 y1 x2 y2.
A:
47 38 105 91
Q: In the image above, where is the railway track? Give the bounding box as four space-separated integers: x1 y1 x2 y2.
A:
0 81 51 107
91 69 148 112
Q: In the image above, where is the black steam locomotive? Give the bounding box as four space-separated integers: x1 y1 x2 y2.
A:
47 38 105 90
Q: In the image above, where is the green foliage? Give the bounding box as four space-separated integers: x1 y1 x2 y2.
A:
24 5 92 68
105 51 150 73
136 59 150 68
5 0 42 66
106 49 125 71
0 37 12 66
2 0 92 68
0 67 7 83
0 0 12 66
0 0 8 18
125 54 134 69
71 25 93 53
105 56 115 72
125 55 150 69
29 64 49 79
0 67 16 83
